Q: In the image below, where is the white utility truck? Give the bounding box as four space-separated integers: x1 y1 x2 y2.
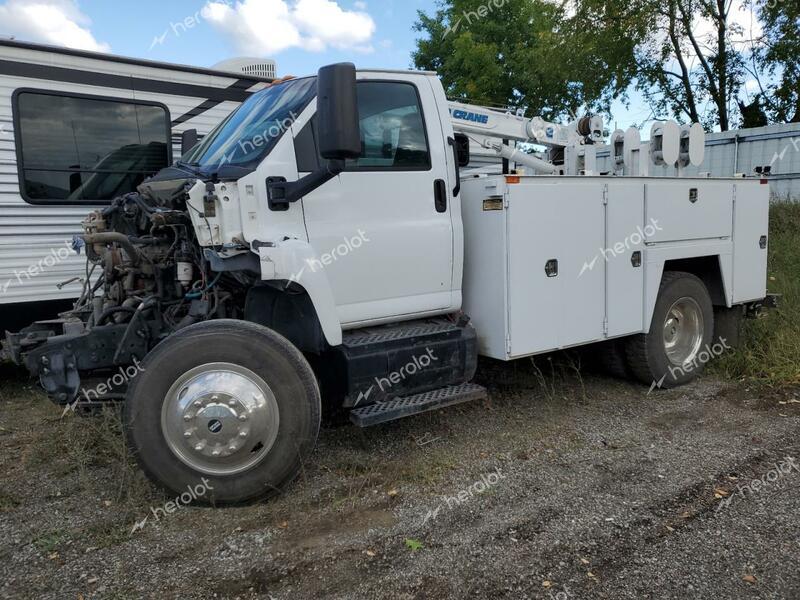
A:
5 64 773 504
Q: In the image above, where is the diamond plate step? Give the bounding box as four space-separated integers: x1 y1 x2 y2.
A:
349 383 487 427
342 319 461 348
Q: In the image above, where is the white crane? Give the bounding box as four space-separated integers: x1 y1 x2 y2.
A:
448 101 604 174
448 101 706 176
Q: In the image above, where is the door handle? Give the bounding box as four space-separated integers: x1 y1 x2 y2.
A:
447 137 461 197
434 179 447 213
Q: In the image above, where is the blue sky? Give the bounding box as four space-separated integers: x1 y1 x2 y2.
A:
0 0 658 126
82 0 432 74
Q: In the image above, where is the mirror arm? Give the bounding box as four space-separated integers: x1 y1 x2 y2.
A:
266 159 345 211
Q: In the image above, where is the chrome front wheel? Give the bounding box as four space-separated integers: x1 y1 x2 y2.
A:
125 320 321 505
161 362 280 476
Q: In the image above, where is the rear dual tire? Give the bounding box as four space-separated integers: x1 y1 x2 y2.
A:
626 272 715 389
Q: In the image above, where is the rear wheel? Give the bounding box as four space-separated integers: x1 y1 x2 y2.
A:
626 272 714 389
124 320 321 505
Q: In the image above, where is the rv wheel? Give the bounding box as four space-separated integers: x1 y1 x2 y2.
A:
626 272 714 389
124 320 321 505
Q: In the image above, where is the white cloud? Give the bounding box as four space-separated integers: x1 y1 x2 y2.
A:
201 0 375 55
0 0 109 52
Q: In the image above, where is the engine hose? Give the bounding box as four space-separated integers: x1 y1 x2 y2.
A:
185 272 222 300
82 233 142 267
96 306 137 326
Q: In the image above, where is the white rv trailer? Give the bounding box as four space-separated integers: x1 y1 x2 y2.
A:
0 39 273 329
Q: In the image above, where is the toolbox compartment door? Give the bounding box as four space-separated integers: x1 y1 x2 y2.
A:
731 182 770 303
645 181 733 243
606 181 646 337
506 181 605 357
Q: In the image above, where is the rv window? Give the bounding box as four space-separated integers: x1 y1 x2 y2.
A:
14 91 170 204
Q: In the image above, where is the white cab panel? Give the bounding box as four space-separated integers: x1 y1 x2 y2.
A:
301 72 457 327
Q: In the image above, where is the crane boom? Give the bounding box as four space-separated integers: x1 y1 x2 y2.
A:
447 101 604 174
448 101 604 148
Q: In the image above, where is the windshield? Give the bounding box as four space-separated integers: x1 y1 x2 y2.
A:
182 77 316 174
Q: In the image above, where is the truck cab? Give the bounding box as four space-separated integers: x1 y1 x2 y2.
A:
179 69 464 342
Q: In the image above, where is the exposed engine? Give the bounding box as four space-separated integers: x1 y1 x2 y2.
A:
78 179 244 331
4 178 257 406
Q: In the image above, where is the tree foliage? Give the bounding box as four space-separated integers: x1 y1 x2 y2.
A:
412 0 643 121
754 0 800 122
633 0 748 130
413 0 800 130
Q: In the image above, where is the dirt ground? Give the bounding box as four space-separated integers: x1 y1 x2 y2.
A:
1 357 799 600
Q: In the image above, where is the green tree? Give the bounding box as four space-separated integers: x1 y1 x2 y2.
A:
632 0 748 131
412 0 642 121
753 0 800 122
413 0 755 131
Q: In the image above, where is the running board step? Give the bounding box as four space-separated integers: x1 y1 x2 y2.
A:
349 383 487 427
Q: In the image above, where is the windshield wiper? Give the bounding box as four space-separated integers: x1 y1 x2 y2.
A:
210 164 254 181
174 160 203 175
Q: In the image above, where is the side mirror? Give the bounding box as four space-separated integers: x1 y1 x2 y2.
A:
316 63 361 160
454 133 470 167
180 128 198 156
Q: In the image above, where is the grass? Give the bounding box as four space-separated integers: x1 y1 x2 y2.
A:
712 201 800 386
23 404 151 502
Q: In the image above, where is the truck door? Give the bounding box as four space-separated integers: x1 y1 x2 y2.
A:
300 76 456 326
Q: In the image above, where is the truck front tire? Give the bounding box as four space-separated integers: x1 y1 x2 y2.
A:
124 320 321 505
626 272 714 389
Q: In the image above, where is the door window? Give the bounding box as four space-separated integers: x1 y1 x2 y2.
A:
346 82 430 171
